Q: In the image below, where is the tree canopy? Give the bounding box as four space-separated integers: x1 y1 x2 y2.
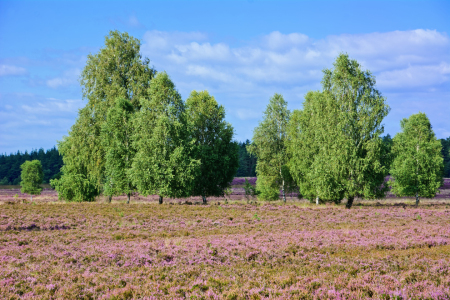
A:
130 72 200 203
389 112 443 206
288 90 346 204
0 147 62 185
101 98 136 204
248 93 295 202
52 30 155 201
186 90 239 204
288 54 390 208
20 160 44 201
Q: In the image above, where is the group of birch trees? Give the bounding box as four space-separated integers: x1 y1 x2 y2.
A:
50 31 239 203
250 54 444 208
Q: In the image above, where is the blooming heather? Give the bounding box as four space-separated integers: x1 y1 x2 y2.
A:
1 201 450 299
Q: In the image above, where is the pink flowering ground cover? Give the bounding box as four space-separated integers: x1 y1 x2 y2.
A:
1 201 450 299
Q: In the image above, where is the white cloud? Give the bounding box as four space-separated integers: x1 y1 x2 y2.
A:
140 29 450 139
21 98 83 114
46 68 81 89
262 31 309 50
377 62 450 89
0 65 27 76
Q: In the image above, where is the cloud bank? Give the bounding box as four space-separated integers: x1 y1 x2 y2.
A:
140 29 450 140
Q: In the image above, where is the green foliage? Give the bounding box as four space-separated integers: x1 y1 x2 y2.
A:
381 134 394 173
130 72 200 200
50 172 98 202
101 98 136 203
255 175 280 201
244 179 257 201
236 140 257 177
20 160 43 197
322 54 390 208
0 177 9 185
0 147 63 184
389 112 443 204
186 90 239 203
290 54 390 208
54 30 155 201
288 91 346 204
440 137 450 177
248 93 296 201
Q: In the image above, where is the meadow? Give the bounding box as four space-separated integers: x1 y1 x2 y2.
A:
1 179 450 299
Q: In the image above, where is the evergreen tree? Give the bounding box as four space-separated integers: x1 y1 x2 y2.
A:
130 72 200 204
440 137 450 177
20 160 43 201
248 93 295 202
101 98 136 204
236 140 257 177
389 113 443 206
186 90 239 204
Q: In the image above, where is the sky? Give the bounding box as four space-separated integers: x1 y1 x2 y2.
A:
0 0 449 154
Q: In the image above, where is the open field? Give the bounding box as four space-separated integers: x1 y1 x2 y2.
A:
1 201 450 299
1 179 450 299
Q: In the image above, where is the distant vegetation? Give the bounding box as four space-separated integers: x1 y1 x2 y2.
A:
0 147 62 185
236 140 257 177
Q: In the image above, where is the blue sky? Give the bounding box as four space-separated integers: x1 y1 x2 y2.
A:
0 0 449 154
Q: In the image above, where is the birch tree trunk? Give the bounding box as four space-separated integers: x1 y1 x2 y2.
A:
159 195 163 204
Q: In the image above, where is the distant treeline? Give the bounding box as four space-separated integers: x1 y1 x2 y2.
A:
236 140 257 177
0 142 254 186
441 137 450 177
0 147 63 185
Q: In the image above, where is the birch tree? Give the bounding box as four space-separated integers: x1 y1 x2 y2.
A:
288 54 390 208
101 98 135 204
186 91 239 204
130 72 200 204
248 94 295 202
20 160 43 202
52 30 155 201
288 91 346 205
323 54 390 208
389 113 443 206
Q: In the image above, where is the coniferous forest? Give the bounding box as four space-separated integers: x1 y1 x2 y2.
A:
0 147 63 185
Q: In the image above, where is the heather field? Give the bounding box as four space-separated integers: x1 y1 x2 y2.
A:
1 180 450 299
